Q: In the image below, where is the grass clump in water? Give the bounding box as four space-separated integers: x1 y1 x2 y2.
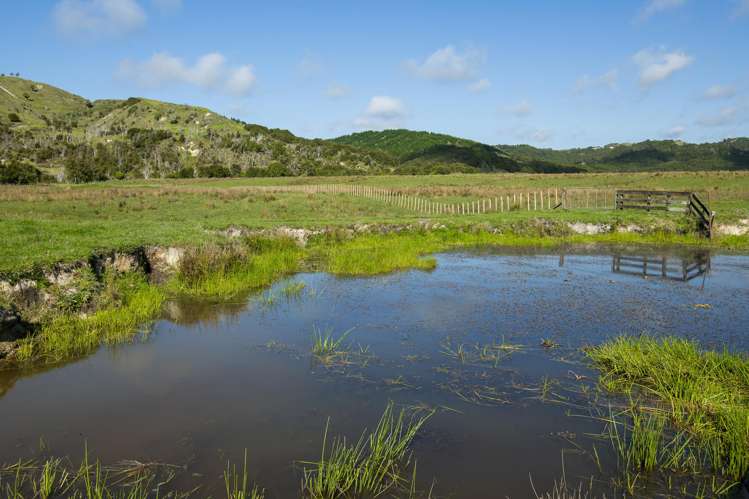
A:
171 236 303 299
301 401 434 499
1 447 265 498
282 281 306 298
15 272 165 364
311 326 353 362
224 450 265 499
587 336 749 483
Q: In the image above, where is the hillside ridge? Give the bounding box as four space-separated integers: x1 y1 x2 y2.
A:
2 75 748 183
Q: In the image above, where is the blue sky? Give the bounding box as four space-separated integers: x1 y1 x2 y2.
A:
2 0 748 147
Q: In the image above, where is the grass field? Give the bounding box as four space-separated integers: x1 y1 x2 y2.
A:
1 171 748 273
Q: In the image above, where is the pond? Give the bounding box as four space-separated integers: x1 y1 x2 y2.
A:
1 247 747 497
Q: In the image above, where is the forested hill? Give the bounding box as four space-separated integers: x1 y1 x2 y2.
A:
331 130 583 174
2 74 748 184
499 139 749 172
0 75 392 183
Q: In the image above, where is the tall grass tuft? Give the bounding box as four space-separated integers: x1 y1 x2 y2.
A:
301 402 434 498
311 326 353 361
172 237 302 299
588 336 749 482
224 450 265 499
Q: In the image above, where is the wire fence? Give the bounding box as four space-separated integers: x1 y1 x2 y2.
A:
248 184 618 215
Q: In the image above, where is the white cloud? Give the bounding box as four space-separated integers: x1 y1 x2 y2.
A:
117 52 256 96
225 66 257 96
54 0 146 36
503 99 533 118
704 84 736 100
354 96 406 129
637 0 685 21
326 83 350 99
732 0 749 18
663 125 686 138
696 106 739 127
574 69 618 94
468 78 491 93
406 45 486 81
633 48 693 88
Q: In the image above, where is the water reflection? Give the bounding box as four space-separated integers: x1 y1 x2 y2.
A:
611 251 710 284
557 250 711 286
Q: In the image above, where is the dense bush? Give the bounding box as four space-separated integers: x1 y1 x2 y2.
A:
197 163 231 178
0 160 51 184
64 156 108 183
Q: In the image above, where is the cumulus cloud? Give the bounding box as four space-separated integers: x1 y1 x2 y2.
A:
704 84 736 100
468 78 491 93
503 99 533 118
574 69 618 94
637 0 685 21
225 66 257 96
633 48 693 88
696 106 739 127
354 96 406 129
54 0 146 36
405 45 486 82
117 52 256 96
326 83 350 99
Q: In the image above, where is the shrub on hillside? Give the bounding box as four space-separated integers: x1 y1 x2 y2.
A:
197 163 231 178
64 157 108 183
0 160 51 184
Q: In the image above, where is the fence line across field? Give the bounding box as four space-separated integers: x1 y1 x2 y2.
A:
248 184 618 215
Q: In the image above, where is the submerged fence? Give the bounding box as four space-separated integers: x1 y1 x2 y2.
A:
250 184 617 216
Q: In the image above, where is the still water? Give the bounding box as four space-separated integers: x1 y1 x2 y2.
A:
1 248 747 497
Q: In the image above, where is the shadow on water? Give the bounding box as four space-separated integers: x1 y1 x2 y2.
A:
0 246 747 497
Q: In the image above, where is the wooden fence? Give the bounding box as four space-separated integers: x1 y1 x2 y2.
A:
615 189 715 237
615 190 692 212
250 184 616 215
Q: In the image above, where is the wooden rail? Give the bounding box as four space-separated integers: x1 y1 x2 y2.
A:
615 190 691 212
616 190 715 238
688 192 715 238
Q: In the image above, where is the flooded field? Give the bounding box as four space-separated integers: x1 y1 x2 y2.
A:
1 247 748 497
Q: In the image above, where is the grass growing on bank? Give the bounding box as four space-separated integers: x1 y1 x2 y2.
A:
301 401 434 499
15 273 165 364
587 336 749 484
314 227 723 276
167 236 303 299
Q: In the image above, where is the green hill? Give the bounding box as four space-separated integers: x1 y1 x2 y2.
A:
500 139 749 172
2 75 748 183
332 129 582 174
0 76 393 182
0 75 90 128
